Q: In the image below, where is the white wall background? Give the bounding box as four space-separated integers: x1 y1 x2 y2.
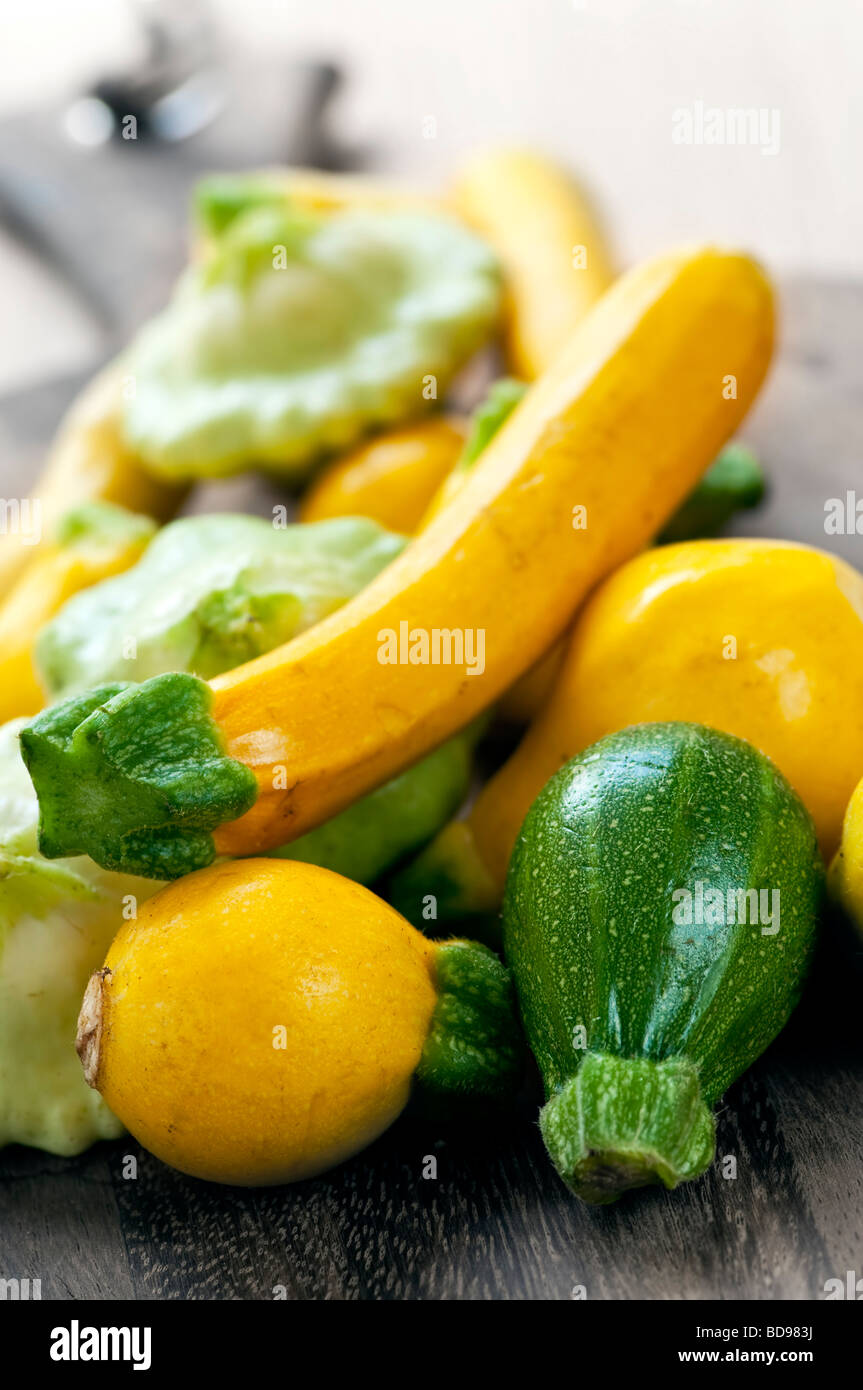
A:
1 0 859 277
0 0 859 392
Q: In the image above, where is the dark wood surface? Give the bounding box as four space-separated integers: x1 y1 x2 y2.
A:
0 280 861 1301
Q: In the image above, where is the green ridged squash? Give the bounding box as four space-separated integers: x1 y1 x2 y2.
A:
503 722 823 1204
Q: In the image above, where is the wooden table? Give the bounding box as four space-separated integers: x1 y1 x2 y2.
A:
1 280 861 1300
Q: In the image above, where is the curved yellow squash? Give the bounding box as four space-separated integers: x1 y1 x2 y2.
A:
0 514 153 723
210 246 774 857
0 365 184 597
451 148 615 378
266 165 443 215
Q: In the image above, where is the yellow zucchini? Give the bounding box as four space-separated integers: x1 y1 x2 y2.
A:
0 502 155 723
77 859 522 1184
452 148 614 378
0 365 184 596
212 245 774 857
197 166 443 235
22 246 775 878
262 166 444 216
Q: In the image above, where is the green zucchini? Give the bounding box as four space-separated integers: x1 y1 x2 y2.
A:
503 722 823 1204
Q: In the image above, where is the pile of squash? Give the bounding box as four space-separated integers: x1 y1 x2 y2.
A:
2 149 861 1205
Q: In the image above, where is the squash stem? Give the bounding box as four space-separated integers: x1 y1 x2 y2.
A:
540 1052 715 1204
414 939 525 1112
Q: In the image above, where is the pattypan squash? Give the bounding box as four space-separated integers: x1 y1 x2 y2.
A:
121 204 501 480
0 717 161 1155
36 513 404 698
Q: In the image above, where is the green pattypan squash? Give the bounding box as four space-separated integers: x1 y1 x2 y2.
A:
36 513 405 698
120 204 501 480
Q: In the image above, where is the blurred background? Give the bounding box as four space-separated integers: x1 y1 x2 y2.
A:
0 0 859 396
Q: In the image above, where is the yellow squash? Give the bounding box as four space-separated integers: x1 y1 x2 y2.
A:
494 643 566 725
200 166 444 231
0 504 155 723
451 148 615 378
0 365 185 596
206 245 773 857
437 539 863 913
829 776 863 938
316 148 617 543
260 165 444 216
431 151 615 714
77 858 520 1185
299 417 467 533
79 859 438 1184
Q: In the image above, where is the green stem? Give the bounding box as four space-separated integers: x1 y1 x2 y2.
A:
540 1053 715 1204
415 939 524 1111
19 674 257 879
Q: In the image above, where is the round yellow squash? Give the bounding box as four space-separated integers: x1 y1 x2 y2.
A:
299 417 466 534
456 539 863 905
80 859 438 1185
829 775 863 937
76 858 521 1185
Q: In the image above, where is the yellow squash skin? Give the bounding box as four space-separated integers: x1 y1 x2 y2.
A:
209 166 444 223
209 246 773 858
451 149 614 379
463 539 863 901
299 417 467 533
80 859 438 1185
829 776 863 937
260 166 444 216
495 642 566 725
0 515 153 723
0 366 185 596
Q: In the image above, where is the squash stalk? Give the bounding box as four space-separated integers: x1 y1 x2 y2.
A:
540 1055 715 1204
